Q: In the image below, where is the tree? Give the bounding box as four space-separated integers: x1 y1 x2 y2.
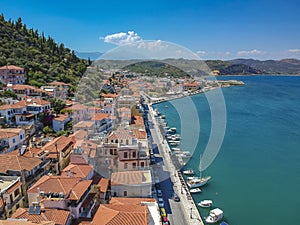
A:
43 126 53 134
50 98 66 114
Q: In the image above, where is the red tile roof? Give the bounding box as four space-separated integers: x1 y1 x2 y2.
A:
0 155 42 173
12 208 70 225
92 203 148 225
98 178 109 193
61 164 93 178
42 136 74 153
92 113 109 121
27 175 92 201
0 65 24 70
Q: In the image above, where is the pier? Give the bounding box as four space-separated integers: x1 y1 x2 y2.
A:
148 104 204 225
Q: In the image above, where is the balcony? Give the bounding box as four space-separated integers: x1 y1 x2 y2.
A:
6 195 24 210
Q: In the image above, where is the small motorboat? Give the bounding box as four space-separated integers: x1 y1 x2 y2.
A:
198 200 213 208
172 147 181 151
205 208 223 224
190 188 202 194
183 169 194 175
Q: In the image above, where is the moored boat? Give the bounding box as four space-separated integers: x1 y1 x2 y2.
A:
183 169 194 175
187 176 211 188
172 147 181 151
190 188 202 193
205 208 223 224
198 200 213 208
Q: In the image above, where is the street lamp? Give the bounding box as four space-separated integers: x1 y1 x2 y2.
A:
190 207 193 219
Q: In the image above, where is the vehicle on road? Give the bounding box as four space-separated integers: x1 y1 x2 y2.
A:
158 198 164 208
172 192 180 202
160 207 166 217
157 189 162 197
162 216 170 225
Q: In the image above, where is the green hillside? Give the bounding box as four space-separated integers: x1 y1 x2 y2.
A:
0 14 88 93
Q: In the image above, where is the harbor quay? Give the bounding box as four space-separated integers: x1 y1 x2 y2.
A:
147 103 204 225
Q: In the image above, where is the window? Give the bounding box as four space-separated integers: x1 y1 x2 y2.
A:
141 162 145 168
124 152 128 158
132 162 136 168
124 163 128 169
124 191 127 196
132 151 136 158
110 149 113 155
13 138 16 143
14 188 20 197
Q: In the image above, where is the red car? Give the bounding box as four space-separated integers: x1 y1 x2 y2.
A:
162 216 170 225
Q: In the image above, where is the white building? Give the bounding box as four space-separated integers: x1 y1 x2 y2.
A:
0 128 26 153
111 170 152 198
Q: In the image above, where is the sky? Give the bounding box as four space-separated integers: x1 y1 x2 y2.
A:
1 0 300 60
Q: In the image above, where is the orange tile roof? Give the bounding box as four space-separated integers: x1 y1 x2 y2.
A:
131 129 147 139
0 65 24 70
61 164 93 178
28 175 92 201
92 203 148 225
102 93 117 99
48 81 69 86
10 84 37 90
20 97 50 106
42 136 74 153
53 114 68 122
68 180 92 201
0 221 55 225
110 197 156 205
64 103 88 111
98 178 109 193
70 130 88 141
92 113 109 121
0 104 13 110
6 181 22 194
70 154 89 165
73 121 94 129
0 155 42 173
131 116 144 125
12 208 70 225
0 128 23 139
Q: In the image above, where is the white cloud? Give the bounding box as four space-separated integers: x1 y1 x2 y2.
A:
196 50 207 55
102 31 142 45
237 49 265 56
287 49 300 53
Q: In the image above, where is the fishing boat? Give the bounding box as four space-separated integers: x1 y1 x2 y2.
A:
190 188 201 193
205 208 223 224
170 127 176 132
172 147 181 151
169 142 179 146
183 169 194 175
181 151 191 157
187 176 211 188
198 200 213 208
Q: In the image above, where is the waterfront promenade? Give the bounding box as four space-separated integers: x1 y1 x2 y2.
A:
148 104 204 225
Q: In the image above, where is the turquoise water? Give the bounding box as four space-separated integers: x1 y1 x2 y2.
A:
154 76 300 225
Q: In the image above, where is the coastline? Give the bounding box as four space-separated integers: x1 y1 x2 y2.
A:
147 104 204 225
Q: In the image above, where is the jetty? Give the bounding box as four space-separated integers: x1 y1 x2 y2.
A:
148 104 204 225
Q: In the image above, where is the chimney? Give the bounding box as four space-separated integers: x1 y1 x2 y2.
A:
37 187 40 195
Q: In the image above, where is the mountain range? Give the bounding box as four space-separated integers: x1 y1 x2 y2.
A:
78 52 300 75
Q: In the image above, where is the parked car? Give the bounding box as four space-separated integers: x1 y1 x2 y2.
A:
158 198 164 208
162 216 169 225
157 189 162 197
172 192 180 202
160 207 166 217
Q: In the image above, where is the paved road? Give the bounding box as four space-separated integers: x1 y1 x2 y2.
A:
147 105 204 225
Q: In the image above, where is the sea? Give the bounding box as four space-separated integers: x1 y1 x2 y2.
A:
153 75 300 225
